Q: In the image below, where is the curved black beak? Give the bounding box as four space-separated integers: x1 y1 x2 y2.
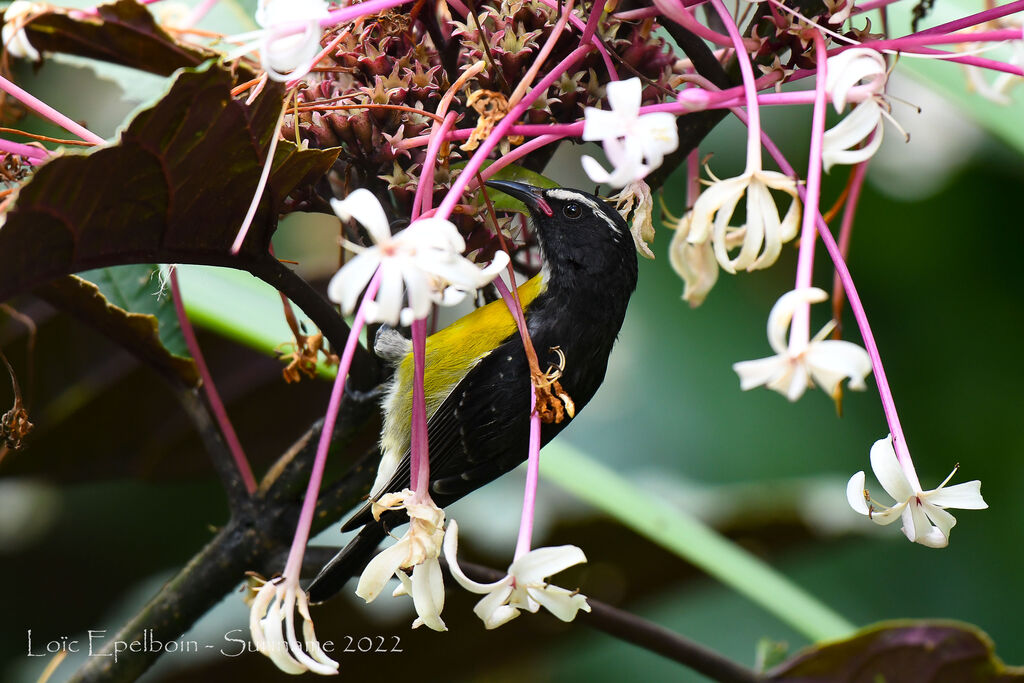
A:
484 180 553 216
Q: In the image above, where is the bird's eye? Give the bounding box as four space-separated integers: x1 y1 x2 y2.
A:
563 202 582 219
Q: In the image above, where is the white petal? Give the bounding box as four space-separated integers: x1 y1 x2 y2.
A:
669 224 719 307
822 100 883 172
868 500 907 525
582 107 627 142
745 180 781 271
805 339 873 393
826 48 887 112
248 582 276 653
472 583 516 628
869 435 916 503
687 175 748 246
331 189 392 244
410 560 447 631
527 584 592 622
443 521 509 594
370 259 406 326
846 471 870 515
509 545 588 584
326 250 381 314
605 78 643 120
355 539 408 602
733 355 789 391
260 599 307 674
927 480 988 510
766 288 828 355
921 500 957 538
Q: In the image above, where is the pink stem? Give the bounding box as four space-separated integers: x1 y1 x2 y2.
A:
230 105 286 254
169 268 257 495
409 318 431 497
0 75 105 145
0 137 49 160
475 134 563 181
789 32 828 349
283 269 383 580
492 278 540 560
654 0 759 50
710 0 764 171
535 0 618 79
831 161 869 316
685 148 700 207
413 111 457 220
582 0 607 44
435 44 593 220
728 106 923 490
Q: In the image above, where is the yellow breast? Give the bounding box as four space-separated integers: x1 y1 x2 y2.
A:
374 274 545 492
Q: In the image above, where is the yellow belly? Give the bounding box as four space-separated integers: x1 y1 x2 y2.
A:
374 274 544 493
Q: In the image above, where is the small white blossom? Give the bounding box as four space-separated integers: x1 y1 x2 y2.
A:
667 209 720 307
356 490 447 631
581 78 679 188
847 435 987 548
225 0 329 81
686 168 801 273
249 576 338 675
608 180 656 259
443 521 591 629
327 189 509 326
2 1 44 62
822 49 895 172
733 287 872 401
826 49 888 112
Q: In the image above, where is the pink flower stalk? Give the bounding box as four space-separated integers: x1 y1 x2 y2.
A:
492 277 543 560
170 268 257 495
534 0 618 78
230 105 286 254
654 0 759 51
0 137 48 161
409 317 431 501
0 75 105 145
788 32 829 348
434 44 593 220
283 269 384 581
728 106 922 489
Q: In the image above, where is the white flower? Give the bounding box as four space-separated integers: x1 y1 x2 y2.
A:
826 49 887 112
822 99 886 172
355 490 447 631
581 78 679 188
249 576 338 675
667 209 719 307
327 189 509 326
733 287 872 401
443 520 591 629
822 49 893 172
256 0 329 81
2 1 44 62
608 180 656 259
847 435 987 548
961 20 1023 105
686 168 801 273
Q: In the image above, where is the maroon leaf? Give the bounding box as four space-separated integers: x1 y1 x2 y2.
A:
768 620 1024 683
19 0 244 77
36 274 200 388
0 61 339 304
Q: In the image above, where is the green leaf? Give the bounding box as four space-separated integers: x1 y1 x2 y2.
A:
34 275 199 387
768 620 1024 682
452 160 560 212
540 441 856 643
80 265 187 358
0 62 339 304
21 0 245 78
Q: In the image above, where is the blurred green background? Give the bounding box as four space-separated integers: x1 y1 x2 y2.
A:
1 0 1022 681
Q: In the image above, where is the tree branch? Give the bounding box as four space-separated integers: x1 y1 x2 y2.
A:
248 258 378 391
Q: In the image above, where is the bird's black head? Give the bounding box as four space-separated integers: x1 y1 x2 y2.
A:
484 180 638 298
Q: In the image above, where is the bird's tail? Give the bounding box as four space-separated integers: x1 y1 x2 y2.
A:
306 523 387 604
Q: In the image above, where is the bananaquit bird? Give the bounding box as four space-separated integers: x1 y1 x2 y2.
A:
307 181 638 603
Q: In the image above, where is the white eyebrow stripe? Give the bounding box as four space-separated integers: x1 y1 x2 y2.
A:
545 188 622 235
